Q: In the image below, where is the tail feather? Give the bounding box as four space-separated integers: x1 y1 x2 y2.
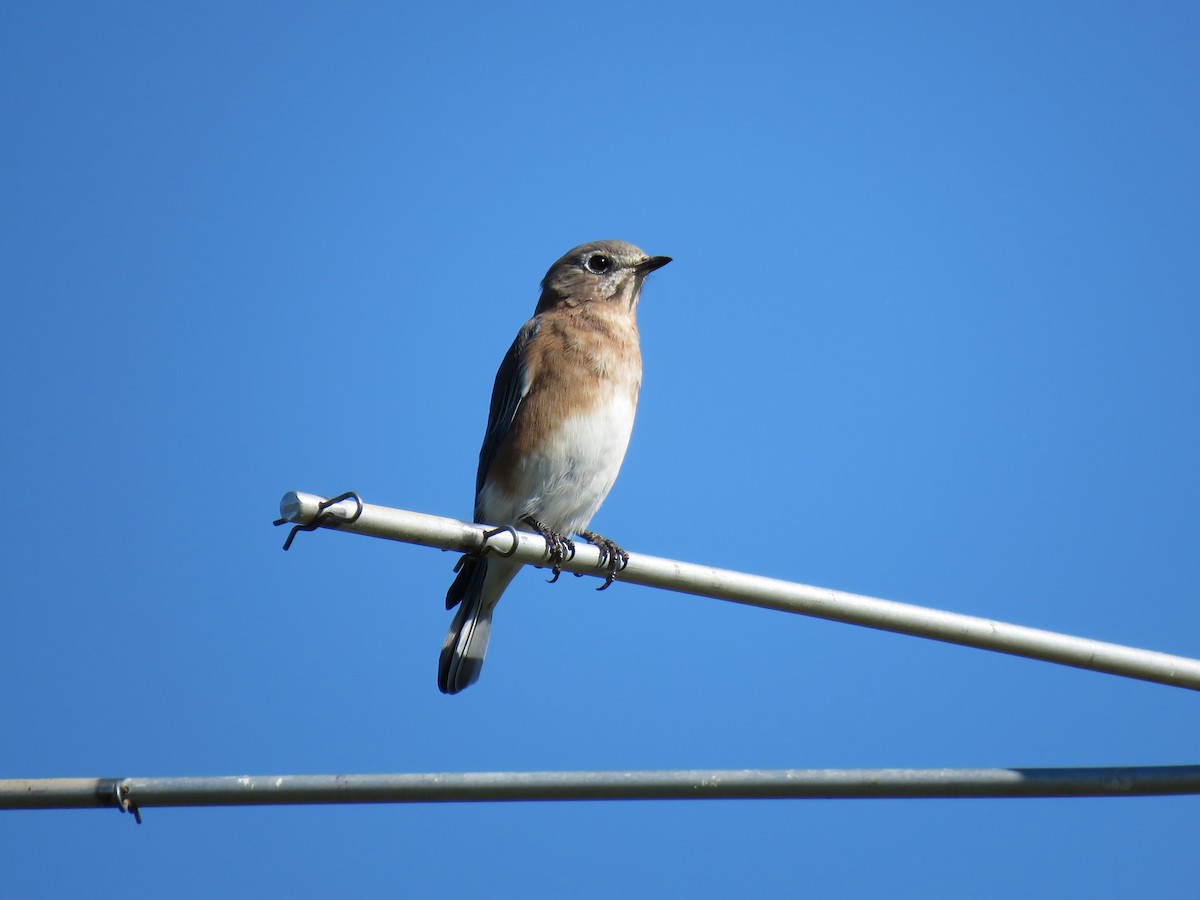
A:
445 555 476 610
438 556 520 694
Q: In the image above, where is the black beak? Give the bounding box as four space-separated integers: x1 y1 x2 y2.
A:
636 255 672 274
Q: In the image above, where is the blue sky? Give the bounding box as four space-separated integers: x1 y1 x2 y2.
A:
3 2 1199 896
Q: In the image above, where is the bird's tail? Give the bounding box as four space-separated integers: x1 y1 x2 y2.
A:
438 555 520 694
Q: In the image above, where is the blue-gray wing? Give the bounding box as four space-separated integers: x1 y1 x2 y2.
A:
474 317 540 515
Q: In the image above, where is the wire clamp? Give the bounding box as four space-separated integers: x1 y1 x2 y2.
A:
479 524 520 558
116 782 142 825
274 491 363 551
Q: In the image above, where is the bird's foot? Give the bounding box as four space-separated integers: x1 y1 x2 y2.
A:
579 530 629 590
523 517 576 583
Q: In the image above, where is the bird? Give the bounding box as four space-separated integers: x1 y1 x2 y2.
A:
438 240 671 694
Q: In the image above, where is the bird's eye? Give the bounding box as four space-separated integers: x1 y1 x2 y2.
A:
585 254 612 274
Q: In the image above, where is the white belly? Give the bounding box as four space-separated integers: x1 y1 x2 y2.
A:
479 392 637 535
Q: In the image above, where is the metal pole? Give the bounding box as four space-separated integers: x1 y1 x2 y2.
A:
277 491 1200 691
5 766 1200 814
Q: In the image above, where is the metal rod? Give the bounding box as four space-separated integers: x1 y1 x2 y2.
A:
277 491 1200 692
5 765 1200 812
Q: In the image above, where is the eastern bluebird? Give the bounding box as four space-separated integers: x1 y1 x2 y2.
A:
438 240 671 694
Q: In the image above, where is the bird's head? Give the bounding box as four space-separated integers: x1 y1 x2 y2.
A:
537 240 671 313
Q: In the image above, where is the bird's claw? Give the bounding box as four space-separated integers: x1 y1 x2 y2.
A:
579 530 629 590
523 517 576 582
